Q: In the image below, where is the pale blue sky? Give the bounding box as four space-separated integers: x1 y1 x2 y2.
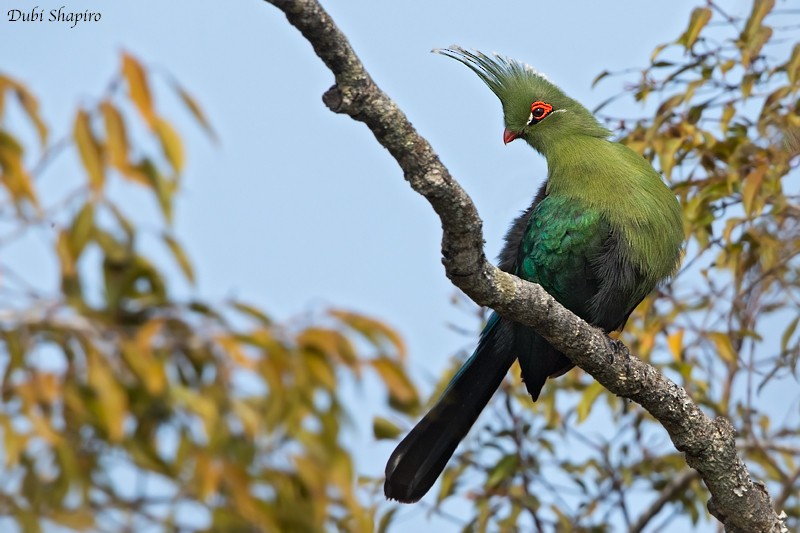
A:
1 1 767 531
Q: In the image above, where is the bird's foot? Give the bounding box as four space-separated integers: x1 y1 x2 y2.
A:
607 337 632 376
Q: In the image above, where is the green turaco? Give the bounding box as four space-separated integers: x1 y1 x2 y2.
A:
384 47 684 503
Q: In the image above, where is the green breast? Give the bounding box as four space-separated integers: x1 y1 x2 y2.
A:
517 195 608 318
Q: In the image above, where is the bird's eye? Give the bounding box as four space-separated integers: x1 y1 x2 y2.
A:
527 101 554 125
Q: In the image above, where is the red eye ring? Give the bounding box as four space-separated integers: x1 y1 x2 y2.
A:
530 101 553 120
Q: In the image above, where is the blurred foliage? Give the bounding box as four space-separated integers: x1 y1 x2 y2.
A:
391 1 799 531
2 1 799 532
0 53 415 531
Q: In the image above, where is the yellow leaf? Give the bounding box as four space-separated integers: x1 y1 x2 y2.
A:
667 330 684 362
232 399 261 439
305 351 336 389
120 339 167 396
174 81 218 143
0 78 6 118
154 116 184 172
121 52 156 127
56 230 76 278
194 453 222 501
741 0 774 44
69 202 94 258
32 372 61 405
708 332 738 364
119 156 156 187
297 327 359 371
331 309 407 360
73 109 105 190
230 300 272 325
371 357 419 411
657 137 682 181
1 415 27 467
576 381 604 423
135 317 162 350
0 129 38 207
152 171 176 223
87 348 128 441
742 166 766 216
163 232 194 283
677 7 712 50
106 201 135 241
216 334 256 370
786 43 800 86
12 82 48 146
101 101 128 169
650 43 668 63
720 103 736 135
171 386 218 437
49 511 95 530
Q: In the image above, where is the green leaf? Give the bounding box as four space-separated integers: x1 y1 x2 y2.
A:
591 70 610 88
377 508 398 533
486 454 518 488
372 416 401 440
781 316 799 353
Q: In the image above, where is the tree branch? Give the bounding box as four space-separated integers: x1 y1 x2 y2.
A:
630 470 700 533
262 1 786 531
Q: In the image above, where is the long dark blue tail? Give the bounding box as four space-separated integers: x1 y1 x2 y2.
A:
384 314 516 502
384 313 572 502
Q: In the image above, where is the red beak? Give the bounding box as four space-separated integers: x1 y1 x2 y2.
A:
503 128 522 145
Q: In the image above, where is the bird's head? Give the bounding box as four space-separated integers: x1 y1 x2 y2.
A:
436 47 609 154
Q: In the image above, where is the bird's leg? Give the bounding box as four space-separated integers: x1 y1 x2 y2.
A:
608 337 633 377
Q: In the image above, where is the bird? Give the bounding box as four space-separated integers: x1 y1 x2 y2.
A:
384 47 684 503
